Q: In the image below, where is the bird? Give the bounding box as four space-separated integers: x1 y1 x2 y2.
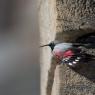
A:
40 40 95 68
76 32 95 44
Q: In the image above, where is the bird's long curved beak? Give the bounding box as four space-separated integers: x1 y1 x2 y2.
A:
40 44 49 47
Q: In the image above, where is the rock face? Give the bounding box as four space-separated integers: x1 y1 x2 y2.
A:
39 0 95 95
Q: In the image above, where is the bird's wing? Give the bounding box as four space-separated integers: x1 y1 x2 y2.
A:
76 32 95 44
73 43 95 48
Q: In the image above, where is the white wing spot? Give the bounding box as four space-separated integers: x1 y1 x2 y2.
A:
73 61 77 64
75 59 79 62
65 59 68 61
68 63 73 66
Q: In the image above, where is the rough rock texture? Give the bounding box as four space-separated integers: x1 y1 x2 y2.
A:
39 0 95 95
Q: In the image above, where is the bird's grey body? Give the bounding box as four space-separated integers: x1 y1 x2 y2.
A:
53 43 73 52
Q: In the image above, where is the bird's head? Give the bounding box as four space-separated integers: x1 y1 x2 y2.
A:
40 41 59 50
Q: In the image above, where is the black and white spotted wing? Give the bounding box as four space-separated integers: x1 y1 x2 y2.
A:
62 55 83 67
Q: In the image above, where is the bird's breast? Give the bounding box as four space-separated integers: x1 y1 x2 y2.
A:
53 43 73 60
53 49 74 60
